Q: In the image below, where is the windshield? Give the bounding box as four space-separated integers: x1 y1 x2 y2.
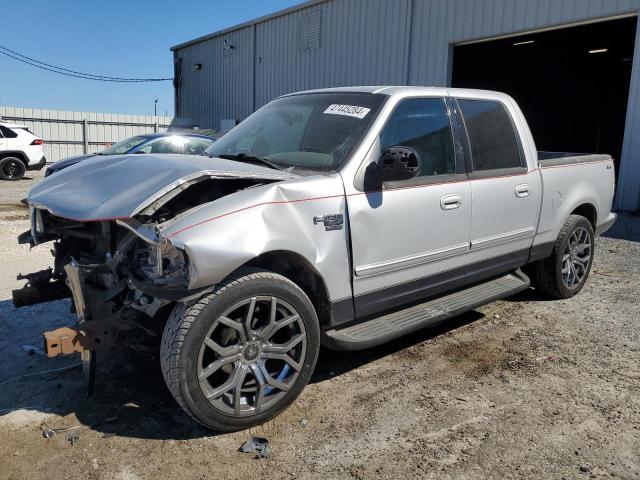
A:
101 136 148 155
205 93 386 172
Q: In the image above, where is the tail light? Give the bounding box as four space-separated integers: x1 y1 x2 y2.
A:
31 139 44 145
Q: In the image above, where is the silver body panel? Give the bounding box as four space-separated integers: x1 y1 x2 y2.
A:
161 173 353 302
534 157 616 246
26 153 296 221
466 169 541 264
24 86 616 316
346 138 472 297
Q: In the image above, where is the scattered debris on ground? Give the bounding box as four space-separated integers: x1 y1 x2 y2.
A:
239 437 269 459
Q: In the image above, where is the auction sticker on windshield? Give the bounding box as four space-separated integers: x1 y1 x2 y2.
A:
323 104 371 119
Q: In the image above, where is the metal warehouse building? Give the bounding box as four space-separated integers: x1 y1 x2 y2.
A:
171 0 640 211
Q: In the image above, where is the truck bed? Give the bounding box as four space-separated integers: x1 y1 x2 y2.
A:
537 151 612 167
534 151 616 248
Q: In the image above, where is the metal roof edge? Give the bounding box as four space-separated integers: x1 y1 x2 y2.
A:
170 0 329 51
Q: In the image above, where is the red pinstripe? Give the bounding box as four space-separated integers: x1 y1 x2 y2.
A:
42 159 612 235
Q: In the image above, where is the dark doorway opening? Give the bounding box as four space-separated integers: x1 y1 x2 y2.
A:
452 16 637 175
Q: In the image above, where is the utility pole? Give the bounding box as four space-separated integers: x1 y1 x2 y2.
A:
154 99 158 116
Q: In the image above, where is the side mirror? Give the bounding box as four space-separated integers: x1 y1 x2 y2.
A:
377 146 421 181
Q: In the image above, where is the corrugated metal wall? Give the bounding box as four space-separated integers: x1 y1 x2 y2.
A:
176 27 254 130
407 0 640 84
254 0 413 105
0 106 172 162
173 0 640 210
617 13 640 212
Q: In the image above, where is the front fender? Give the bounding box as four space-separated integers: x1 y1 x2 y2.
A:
161 173 352 302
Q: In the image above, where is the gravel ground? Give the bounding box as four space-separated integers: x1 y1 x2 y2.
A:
0 170 44 221
0 195 638 479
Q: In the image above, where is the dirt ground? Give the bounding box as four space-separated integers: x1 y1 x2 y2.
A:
0 179 638 479
0 170 44 221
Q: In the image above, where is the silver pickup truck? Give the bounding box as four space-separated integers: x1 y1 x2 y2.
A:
15 87 616 431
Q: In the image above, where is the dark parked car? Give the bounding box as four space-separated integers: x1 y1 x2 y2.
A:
45 132 215 177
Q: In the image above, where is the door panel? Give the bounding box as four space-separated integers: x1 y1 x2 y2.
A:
349 181 471 316
348 96 472 317
467 171 540 266
456 98 541 269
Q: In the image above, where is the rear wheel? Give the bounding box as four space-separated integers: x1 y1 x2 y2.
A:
0 157 26 181
160 270 320 431
530 214 594 299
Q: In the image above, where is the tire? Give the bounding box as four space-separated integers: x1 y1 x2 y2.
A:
0 156 26 181
160 269 320 431
529 214 595 299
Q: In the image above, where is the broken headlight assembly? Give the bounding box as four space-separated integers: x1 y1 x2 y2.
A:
136 239 189 287
116 219 190 288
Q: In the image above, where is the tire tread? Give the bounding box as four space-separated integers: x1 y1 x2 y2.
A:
160 268 315 429
530 214 593 298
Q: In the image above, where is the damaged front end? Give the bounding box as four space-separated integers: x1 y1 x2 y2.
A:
13 154 298 392
14 211 195 361
14 210 210 393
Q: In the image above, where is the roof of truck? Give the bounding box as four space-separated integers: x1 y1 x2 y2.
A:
281 86 512 100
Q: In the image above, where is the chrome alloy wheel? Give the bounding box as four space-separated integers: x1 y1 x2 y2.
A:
197 296 307 417
561 226 592 290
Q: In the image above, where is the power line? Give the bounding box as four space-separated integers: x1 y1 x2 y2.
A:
0 44 172 82
0 44 172 81
0 49 148 82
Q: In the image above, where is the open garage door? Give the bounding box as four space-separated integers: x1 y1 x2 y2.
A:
452 16 637 177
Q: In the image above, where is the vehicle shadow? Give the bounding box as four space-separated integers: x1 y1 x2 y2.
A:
312 310 483 383
0 304 484 441
601 212 640 243
504 287 555 303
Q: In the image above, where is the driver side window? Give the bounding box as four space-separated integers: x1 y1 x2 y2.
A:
380 98 455 177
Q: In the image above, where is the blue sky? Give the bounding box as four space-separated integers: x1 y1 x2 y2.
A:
0 1 301 116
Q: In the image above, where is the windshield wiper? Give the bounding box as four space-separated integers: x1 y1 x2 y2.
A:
217 153 285 171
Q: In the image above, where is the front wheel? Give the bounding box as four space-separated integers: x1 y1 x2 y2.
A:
160 270 320 431
529 214 594 299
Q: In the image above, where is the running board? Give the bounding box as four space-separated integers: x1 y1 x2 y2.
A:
322 270 530 351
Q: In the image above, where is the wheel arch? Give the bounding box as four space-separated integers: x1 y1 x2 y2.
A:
0 151 28 165
569 202 597 229
243 250 332 327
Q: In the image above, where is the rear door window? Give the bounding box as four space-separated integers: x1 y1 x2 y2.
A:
458 99 522 171
0 126 18 138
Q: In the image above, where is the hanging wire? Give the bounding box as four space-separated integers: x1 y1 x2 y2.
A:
0 44 172 82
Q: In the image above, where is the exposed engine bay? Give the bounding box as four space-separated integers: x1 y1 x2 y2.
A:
13 176 275 360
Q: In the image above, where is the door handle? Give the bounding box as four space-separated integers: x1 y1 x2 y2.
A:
515 184 530 198
440 194 462 210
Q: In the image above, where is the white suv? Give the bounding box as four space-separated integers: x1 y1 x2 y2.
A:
0 122 46 180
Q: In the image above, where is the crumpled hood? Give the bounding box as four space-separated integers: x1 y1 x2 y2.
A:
27 153 297 221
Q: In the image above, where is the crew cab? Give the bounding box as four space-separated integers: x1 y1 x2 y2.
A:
14 87 616 431
0 121 46 180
